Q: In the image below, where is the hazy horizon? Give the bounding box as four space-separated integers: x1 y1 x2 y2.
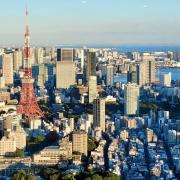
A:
1 0 180 46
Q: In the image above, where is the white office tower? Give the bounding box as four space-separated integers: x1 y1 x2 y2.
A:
160 72 171 87
124 83 139 115
34 48 44 64
2 54 14 85
106 65 114 86
56 61 76 89
136 62 146 86
13 49 23 71
88 75 97 103
93 98 106 132
81 49 84 72
0 77 5 88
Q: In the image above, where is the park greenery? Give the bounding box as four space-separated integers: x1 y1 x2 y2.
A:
88 137 99 153
11 170 36 180
6 149 24 158
26 131 58 155
39 167 120 180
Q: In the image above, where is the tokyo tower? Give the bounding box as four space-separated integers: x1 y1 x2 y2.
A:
17 9 44 119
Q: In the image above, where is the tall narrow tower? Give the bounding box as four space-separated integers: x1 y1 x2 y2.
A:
17 9 44 119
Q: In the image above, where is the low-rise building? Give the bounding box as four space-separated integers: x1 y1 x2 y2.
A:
33 138 72 165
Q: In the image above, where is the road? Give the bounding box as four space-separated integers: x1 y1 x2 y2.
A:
103 133 112 171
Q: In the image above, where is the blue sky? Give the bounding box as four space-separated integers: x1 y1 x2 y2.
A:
1 0 180 46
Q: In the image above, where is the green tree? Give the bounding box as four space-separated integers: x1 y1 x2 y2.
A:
40 168 60 180
11 170 25 180
15 149 24 157
34 136 45 143
11 170 36 180
49 173 60 180
85 177 91 180
62 173 76 180
91 174 102 180
103 172 120 180
26 174 36 180
88 137 98 153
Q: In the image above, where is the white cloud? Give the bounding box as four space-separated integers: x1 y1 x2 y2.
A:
143 5 148 8
81 0 87 4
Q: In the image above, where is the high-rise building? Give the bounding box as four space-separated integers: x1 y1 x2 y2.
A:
127 64 137 84
34 48 44 64
136 62 146 86
88 75 97 103
72 130 87 156
13 49 23 71
124 83 139 115
106 65 114 86
160 72 171 87
86 51 96 83
56 61 76 89
57 48 74 62
32 64 54 87
93 98 106 132
2 54 13 85
143 55 156 84
136 56 156 86
81 49 84 72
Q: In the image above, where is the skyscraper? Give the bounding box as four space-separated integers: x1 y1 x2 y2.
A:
72 130 87 156
106 65 114 86
34 48 44 64
86 51 96 83
136 62 146 86
81 49 84 72
143 55 156 84
56 48 76 89
124 83 139 116
13 49 23 71
57 48 74 62
127 64 137 84
88 75 97 103
93 98 106 132
136 56 156 86
56 61 76 89
2 54 13 85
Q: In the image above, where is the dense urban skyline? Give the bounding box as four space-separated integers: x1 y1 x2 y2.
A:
1 0 180 46
0 1 180 179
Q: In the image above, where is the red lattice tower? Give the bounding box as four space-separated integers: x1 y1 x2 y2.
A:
17 9 44 119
